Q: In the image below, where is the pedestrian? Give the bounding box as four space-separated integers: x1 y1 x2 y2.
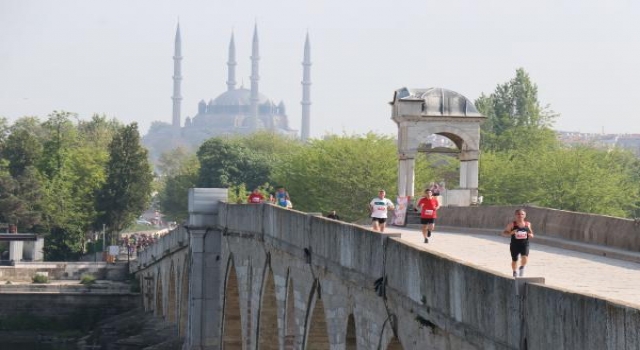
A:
273 186 290 208
429 181 443 206
369 189 395 232
415 189 440 243
247 188 265 204
429 182 441 196
326 210 340 220
502 209 534 277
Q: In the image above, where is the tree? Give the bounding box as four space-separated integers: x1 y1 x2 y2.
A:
156 147 200 222
272 133 399 221
476 68 558 152
196 138 271 190
95 123 153 240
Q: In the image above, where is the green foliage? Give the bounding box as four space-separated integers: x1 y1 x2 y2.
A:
480 146 640 217
476 68 640 218
32 274 49 283
272 133 398 221
196 137 272 190
95 123 153 240
156 147 199 222
80 274 97 285
476 68 558 153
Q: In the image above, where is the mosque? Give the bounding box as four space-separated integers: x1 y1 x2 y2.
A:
143 24 311 163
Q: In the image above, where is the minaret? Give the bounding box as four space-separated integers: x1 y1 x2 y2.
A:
250 24 260 130
171 23 182 129
301 32 312 141
226 32 237 91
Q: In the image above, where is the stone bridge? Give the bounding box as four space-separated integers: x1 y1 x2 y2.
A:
131 192 640 350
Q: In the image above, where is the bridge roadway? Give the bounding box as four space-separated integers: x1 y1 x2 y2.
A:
387 226 640 308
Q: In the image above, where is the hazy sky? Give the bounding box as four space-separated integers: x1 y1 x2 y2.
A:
2 0 639 138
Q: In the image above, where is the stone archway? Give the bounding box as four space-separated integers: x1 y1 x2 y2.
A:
391 87 485 206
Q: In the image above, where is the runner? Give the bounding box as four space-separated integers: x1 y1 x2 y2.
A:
369 189 395 232
502 209 534 277
416 189 440 243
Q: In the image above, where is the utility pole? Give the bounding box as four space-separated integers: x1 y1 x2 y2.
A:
102 224 106 252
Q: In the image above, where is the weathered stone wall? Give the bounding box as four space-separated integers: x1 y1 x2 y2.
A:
437 205 640 253
0 262 127 282
137 202 640 349
0 293 139 331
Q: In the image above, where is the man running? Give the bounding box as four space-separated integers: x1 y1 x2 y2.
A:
416 189 440 243
502 209 534 277
369 189 395 232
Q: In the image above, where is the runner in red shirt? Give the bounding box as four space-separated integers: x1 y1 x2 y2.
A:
416 189 440 243
247 188 265 204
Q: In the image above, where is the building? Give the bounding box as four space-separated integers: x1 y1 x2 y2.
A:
143 24 312 165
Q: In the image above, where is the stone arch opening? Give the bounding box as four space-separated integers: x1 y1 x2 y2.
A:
257 260 279 350
284 270 296 350
221 256 242 348
167 262 177 323
386 336 403 349
302 280 330 349
179 259 189 337
143 273 154 311
345 313 356 350
155 270 164 317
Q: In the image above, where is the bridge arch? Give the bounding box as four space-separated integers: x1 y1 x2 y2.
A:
257 255 279 349
284 269 296 349
345 313 356 349
155 268 164 317
167 262 177 322
221 255 243 348
179 258 190 336
302 279 330 349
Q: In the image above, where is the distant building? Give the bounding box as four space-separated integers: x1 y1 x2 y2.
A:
143 24 312 165
556 131 640 157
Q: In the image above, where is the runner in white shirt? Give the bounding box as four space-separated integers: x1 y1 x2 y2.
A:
369 189 395 232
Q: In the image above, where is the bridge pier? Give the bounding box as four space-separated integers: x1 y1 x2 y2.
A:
185 189 227 350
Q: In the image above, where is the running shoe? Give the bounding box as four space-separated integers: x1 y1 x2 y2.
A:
512 271 517 278
427 230 432 237
424 237 429 243
518 266 525 277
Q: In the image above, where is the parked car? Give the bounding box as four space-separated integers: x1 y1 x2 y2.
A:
136 219 152 226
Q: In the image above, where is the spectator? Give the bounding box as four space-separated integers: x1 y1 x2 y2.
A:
273 186 290 208
247 188 265 203
326 210 340 220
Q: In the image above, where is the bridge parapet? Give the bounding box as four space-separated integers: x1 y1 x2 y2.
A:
438 205 640 253
218 203 397 280
131 227 188 272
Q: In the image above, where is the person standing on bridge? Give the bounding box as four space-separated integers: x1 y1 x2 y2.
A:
369 189 395 232
416 189 440 243
247 188 265 204
502 209 534 277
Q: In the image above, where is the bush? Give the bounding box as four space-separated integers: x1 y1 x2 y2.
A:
32 274 49 284
80 274 97 285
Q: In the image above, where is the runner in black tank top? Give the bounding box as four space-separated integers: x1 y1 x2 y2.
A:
502 209 534 277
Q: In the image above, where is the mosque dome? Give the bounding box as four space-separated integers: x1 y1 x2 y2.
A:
394 87 482 117
212 87 271 106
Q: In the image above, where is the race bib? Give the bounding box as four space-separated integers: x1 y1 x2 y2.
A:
424 210 433 215
515 230 528 239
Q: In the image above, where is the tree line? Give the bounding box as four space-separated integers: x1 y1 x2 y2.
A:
157 69 640 222
0 112 153 260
